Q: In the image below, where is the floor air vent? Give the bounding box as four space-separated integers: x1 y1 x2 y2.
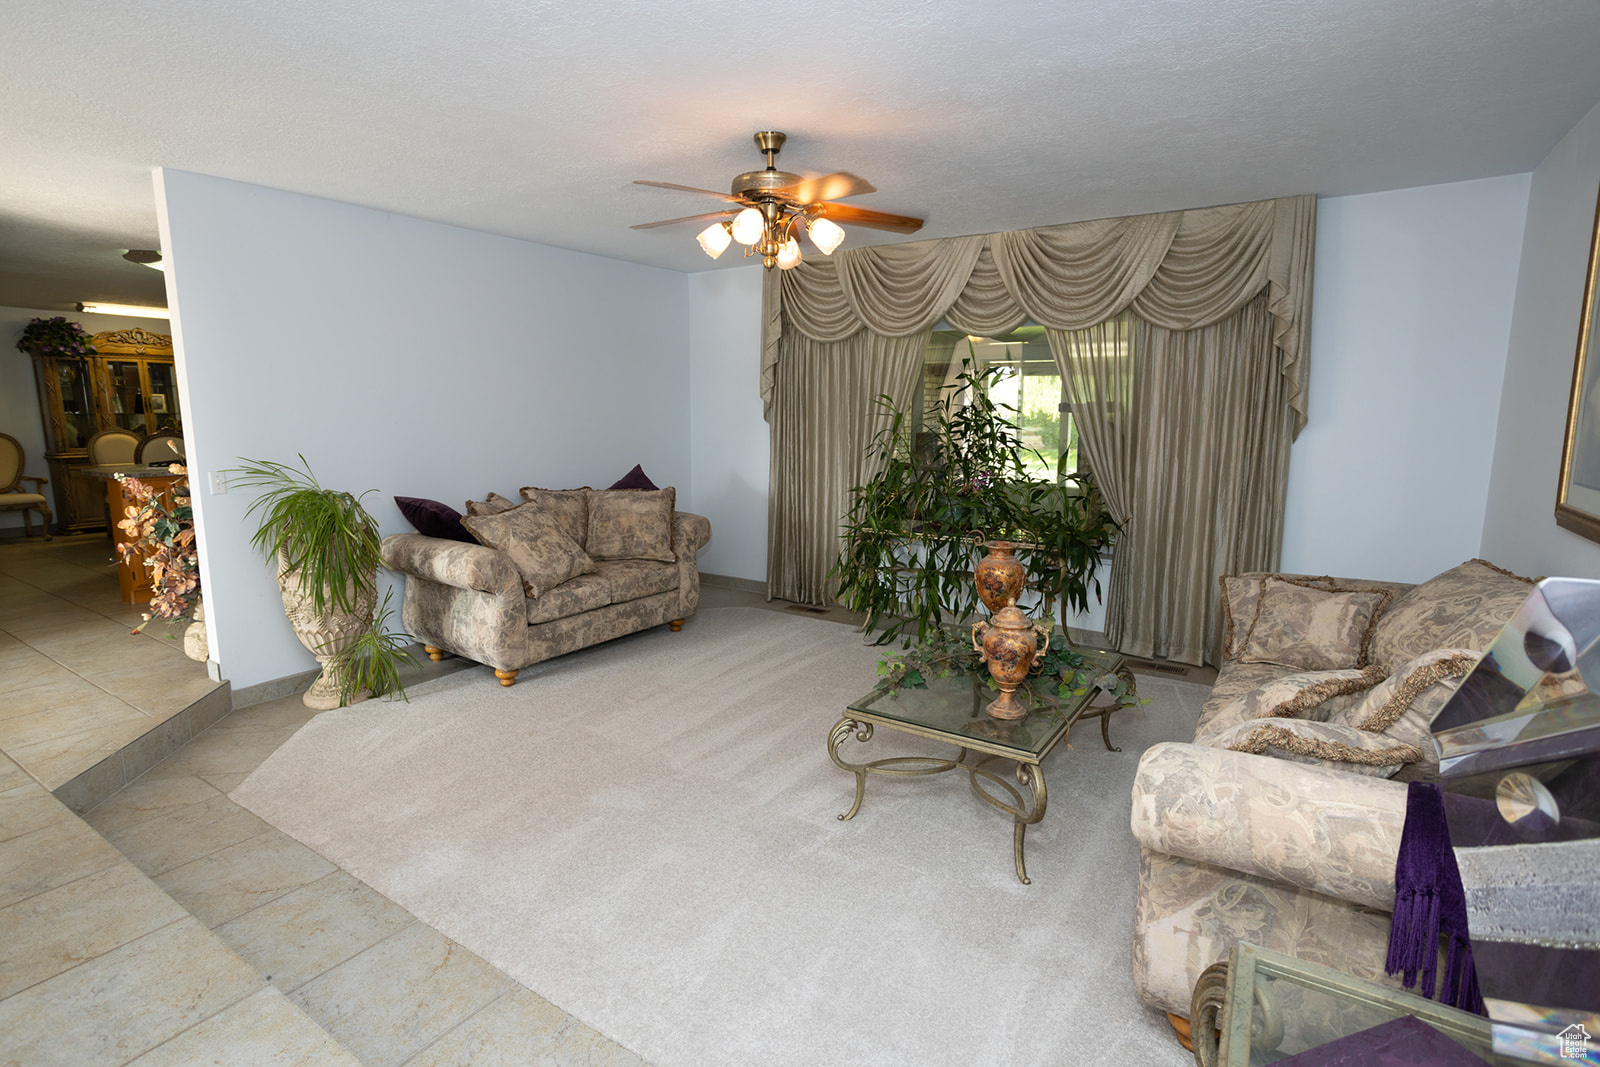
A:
784 605 833 615
1124 659 1190 676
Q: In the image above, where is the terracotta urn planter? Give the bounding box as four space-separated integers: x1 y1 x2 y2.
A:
972 605 1049 720
277 551 376 710
974 540 1027 614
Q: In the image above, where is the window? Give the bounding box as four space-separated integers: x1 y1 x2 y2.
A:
919 326 1079 481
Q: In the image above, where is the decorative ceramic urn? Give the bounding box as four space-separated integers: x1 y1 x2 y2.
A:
277 551 376 710
972 605 1048 720
974 540 1026 614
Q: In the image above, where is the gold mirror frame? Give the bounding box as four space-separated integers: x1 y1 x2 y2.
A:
1555 181 1600 543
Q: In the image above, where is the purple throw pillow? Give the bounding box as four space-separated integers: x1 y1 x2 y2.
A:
395 496 473 542
608 464 660 491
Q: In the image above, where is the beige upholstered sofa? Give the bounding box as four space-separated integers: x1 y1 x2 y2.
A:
1128 559 1536 1025
381 487 711 686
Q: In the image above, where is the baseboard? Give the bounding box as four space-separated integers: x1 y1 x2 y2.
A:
231 667 320 710
701 572 767 596
53 682 233 814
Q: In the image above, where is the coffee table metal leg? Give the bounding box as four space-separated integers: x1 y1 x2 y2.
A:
829 717 873 821
828 717 968 822
968 758 1048 884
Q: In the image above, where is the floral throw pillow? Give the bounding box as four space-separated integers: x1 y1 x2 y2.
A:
586 487 676 563
1367 559 1537 674
464 491 519 517
1209 718 1421 778
1219 573 1337 661
1329 647 1481 770
1239 578 1391 671
517 486 590 548
461 503 595 598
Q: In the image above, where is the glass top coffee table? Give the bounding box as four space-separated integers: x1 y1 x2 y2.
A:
831 645 1130 884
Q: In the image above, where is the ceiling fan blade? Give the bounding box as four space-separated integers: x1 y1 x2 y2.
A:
781 171 877 204
630 210 739 230
814 202 924 234
634 180 742 203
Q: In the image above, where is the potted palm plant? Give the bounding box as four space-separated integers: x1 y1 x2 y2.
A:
232 456 416 708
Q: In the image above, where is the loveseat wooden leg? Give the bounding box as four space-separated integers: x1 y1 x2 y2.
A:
669 619 684 632
424 645 445 662
494 669 518 687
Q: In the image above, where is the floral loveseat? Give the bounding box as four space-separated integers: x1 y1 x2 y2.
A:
1128 559 1536 1024
381 484 711 686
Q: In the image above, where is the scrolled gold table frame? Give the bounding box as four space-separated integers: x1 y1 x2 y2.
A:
832 651 1133 886
828 716 1053 884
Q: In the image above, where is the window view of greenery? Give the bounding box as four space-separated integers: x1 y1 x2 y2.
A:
920 326 1076 481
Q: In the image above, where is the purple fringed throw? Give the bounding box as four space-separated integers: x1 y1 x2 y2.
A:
1386 780 1486 1015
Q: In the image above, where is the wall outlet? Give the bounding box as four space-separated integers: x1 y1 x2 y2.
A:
208 470 227 495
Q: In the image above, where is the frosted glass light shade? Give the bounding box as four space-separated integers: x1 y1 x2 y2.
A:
776 237 801 270
731 208 765 246
808 217 845 255
697 221 732 258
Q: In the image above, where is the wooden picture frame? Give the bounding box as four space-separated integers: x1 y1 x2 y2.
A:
1556 182 1600 543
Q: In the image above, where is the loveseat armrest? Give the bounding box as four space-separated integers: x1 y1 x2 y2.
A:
380 533 522 599
1130 741 1408 911
674 511 711 561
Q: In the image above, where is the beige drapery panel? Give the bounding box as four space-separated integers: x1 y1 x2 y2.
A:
763 196 1315 658
1056 295 1293 663
767 328 927 605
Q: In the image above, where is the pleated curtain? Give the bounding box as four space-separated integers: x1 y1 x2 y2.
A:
763 195 1315 664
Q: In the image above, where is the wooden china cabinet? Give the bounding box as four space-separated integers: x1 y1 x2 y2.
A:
23 328 181 532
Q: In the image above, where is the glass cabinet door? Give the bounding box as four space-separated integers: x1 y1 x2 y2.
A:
105 360 147 433
145 362 181 431
55 360 94 448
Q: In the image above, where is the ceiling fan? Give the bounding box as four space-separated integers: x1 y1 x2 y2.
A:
632 131 924 270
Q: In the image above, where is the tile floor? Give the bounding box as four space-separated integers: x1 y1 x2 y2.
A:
0 535 221 792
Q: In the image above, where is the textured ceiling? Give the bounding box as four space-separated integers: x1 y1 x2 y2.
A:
4 0 1600 311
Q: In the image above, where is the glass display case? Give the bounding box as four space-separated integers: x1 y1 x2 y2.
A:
23 327 179 532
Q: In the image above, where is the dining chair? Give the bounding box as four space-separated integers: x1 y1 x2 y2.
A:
0 432 52 540
135 432 185 465
85 428 140 466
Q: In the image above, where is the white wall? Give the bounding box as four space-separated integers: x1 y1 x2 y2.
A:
156 169 689 690
686 267 768 582
1 306 172 533
1280 174 1531 582
1482 95 1600 581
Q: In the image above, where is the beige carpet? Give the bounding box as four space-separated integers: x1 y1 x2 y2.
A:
232 607 1206 1066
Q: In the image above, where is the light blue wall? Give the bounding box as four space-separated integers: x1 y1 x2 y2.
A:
1482 94 1600 581
157 169 690 689
686 267 767 582
1281 174 1531 581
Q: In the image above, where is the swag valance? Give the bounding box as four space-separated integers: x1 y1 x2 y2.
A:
761 195 1316 434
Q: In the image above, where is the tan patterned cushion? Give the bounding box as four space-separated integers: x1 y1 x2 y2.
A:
518 486 590 547
1329 648 1480 771
460 503 595 597
1239 578 1390 671
1194 667 1386 742
586 487 676 562
1220 574 1337 661
1368 559 1537 673
1209 718 1420 778
464 491 519 517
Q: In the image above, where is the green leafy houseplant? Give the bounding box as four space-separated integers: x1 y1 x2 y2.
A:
232 456 416 705
831 360 1119 647
874 620 1144 712
16 316 96 356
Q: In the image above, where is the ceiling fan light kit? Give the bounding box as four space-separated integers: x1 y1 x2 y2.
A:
633 131 923 270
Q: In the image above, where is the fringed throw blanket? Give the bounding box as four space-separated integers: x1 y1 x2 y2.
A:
1386 780 1487 1015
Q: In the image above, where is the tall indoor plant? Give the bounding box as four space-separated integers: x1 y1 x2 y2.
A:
233 456 415 708
831 362 1118 646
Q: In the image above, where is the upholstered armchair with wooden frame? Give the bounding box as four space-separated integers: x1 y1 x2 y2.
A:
0 432 53 540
